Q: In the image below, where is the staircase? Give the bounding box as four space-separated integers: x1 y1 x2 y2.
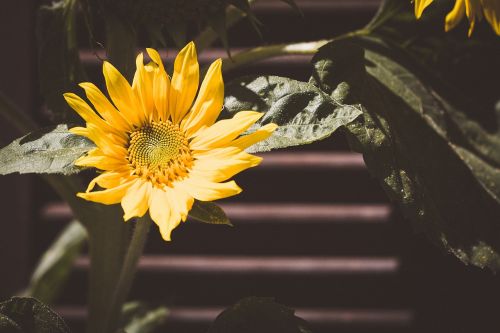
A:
30 1 500 333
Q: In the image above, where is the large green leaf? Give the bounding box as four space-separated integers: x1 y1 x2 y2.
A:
0 297 70 333
310 37 500 271
25 220 87 304
0 124 94 176
224 75 362 153
208 297 312 333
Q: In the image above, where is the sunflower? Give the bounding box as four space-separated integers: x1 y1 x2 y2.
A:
414 0 500 36
64 42 277 240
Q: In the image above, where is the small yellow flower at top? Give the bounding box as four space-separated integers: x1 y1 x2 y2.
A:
64 42 277 241
414 0 500 36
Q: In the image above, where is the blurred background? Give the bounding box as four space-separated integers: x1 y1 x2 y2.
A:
1 1 500 333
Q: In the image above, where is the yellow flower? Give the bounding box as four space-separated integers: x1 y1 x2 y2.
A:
413 0 500 36
64 42 277 241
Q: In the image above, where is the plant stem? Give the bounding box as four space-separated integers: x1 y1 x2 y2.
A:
221 39 330 72
107 217 152 328
105 15 137 80
86 15 139 333
221 30 369 73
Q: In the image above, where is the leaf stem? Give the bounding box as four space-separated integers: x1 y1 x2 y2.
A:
221 30 369 73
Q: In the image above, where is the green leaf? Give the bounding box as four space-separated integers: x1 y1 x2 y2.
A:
0 124 94 176
208 297 312 333
120 302 168 333
37 0 85 123
0 313 22 332
26 220 87 304
189 201 232 226
0 297 70 333
310 38 500 271
224 75 362 153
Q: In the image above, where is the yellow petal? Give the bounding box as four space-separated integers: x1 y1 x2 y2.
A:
445 0 467 31
70 124 127 156
153 69 170 121
77 180 135 205
191 150 262 182
121 180 152 221
103 61 143 126
176 177 242 201
169 41 199 124
63 93 111 131
230 123 278 150
465 0 483 36
86 170 131 192
79 82 131 132
181 59 223 137
132 53 156 121
414 0 435 19
150 186 193 241
481 0 500 35
190 111 263 151
149 188 174 240
146 48 166 73
74 149 126 171
147 48 171 121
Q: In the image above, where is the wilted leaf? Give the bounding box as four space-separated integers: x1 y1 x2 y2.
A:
0 297 70 333
0 124 94 176
224 75 362 153
26 220 87 304
208 297 312 333
189 201 232 226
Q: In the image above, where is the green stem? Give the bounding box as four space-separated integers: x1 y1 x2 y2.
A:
107 217 152 328
105 15 137 80
86 15 139 333
221 30 369 73
221 39 330 72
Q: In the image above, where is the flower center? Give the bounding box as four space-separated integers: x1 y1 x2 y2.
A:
127 120 193 186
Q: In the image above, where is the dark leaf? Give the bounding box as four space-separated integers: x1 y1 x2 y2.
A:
206 4 231 57
37 0 85 123
311 37 500 271
0 124 95 176
228 0 263 39
26 221 87 304
208 297 312 333
225 75 362 153
0 297 70 333
166 20 187 49
189 201 232 226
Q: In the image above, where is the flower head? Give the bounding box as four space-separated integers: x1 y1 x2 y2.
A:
413 0 500 36
64 42 277 240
